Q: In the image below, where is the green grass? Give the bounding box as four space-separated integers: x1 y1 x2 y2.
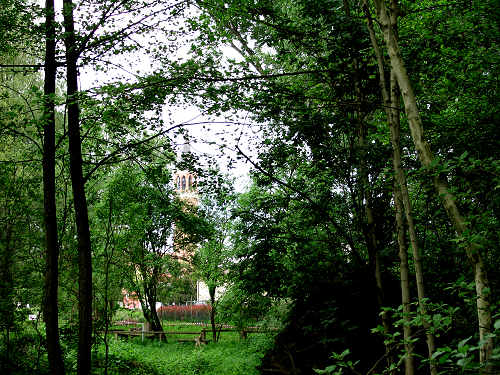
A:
1 321 274 374
93 331 274 375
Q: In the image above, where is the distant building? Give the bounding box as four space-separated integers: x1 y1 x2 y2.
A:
172 143 199 261
120 289 163 310
121 142 226 308
173 143 226 304
196 280 225 303
120 289 141 310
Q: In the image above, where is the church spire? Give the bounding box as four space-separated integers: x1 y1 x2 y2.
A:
182 142 191 154
173 142 197 197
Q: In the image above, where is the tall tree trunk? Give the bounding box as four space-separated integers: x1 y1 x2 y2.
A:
0 223 14 373
42 1 65 373
387 14 419 371
62 1 93 373
140 266 163 332
393 183 414 375
363 2 441 372
103 198 114 375
371 0 493 365
390 71 437 375
209 284 217 343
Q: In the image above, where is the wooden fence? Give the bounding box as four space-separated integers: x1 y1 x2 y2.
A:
104 326 275 345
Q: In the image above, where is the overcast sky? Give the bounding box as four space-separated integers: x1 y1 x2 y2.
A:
72 3 258 192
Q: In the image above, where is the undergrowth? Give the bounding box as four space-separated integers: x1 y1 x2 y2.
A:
92 333 274 375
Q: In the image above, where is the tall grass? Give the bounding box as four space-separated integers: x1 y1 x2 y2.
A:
92 332 274 375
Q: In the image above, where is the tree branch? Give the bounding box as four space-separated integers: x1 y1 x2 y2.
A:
235 145 361 261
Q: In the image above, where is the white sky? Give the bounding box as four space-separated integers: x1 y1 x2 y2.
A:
72 2 259 192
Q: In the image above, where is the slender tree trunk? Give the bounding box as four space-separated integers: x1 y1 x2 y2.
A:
363 2 441 372
103 285 110 375
140 269 163 332
394 183 414 375
149 267 163 331
62 1 93 373
371 0 493 365
148 292 163 332
390 71 437 375
42 1 65 373
103 198 114 375
209 284 217 342
0 223 14 373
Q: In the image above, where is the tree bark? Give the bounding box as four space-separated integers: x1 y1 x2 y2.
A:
393 182 414 375
390 71 437 375
103 198 114 375
150 267 163 331
42 1 65 373
0 223 14 373
363 3 438 371
209 284 217 343
370 0 493 365
139 264 163 332
62 1 93 373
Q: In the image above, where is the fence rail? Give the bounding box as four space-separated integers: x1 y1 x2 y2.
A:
103 326 276 345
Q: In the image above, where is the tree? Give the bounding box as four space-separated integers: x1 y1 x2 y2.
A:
0 134 45 374
367 0 495 365
61 1 93 372
57 0 191 370
105 161 207 331
0 0 498 373
194 172 235 342
362 4 436 372
42 0 65 372
172 0 499 372
1 3 59 372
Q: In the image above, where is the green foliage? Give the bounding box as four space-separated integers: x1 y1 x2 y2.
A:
94 161 208 327
313 350 359 375
0 0 499 374
0 0 40 56
217 283 273 329
92 335 268 375
0 128 45 374
112 308 146 324
428 315 500 374
0 320 51 374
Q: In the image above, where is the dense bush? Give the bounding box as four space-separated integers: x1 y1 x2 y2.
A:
0 329 49 375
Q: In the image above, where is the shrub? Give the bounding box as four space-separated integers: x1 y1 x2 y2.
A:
0 329 49 374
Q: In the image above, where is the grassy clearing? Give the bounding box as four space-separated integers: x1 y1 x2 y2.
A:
93 329 274 375
1 321 272 374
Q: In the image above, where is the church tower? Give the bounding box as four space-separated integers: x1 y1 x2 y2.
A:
173 143 198 207
172 143 199 264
